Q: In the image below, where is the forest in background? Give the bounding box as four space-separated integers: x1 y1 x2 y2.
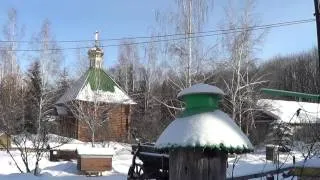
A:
0 0 319 144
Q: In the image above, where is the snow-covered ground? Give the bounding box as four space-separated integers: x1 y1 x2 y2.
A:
1 139 320 179
0 142 132 179
227 149 302 179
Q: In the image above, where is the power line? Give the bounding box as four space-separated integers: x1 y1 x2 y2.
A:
0 18 315 44
0 18 315 52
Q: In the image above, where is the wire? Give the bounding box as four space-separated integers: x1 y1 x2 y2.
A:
0 18 315 44
0 18 315 52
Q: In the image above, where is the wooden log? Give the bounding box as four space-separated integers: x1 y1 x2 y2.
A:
62 104 132 142
169 149 227 180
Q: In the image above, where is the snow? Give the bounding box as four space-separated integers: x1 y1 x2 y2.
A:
155 110 253 150
2 135 320 179
55 106 68 116
177 83 225 98
11 134 81 149
0 140 132 179
52 141 127 153
258 99 320 124
227 152 294 177
139 152 169 158
76 83 136 104
295 157 320 168
0 144 313 179
77 147 114 156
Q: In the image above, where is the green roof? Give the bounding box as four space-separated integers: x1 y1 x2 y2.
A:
85 68 118 92
56 67 134 104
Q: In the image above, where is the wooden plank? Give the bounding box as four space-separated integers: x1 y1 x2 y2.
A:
80 157 112 171
169 149 227 180
290 167 320 177
226 166 292 180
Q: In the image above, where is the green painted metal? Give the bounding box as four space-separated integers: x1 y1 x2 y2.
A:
182 94 221 116
158 143 253 154
86 68 117 92
261 88 320 101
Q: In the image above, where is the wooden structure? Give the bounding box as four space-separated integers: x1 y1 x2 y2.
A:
265 144 279 163
259 88 320 141
289 168 320 179
169 149 228 180
249 110 277 145
155 84 253 180
128 143 169 179
49 149 77 161
0 132 11 149
56 104 132 142
252 98 320 145
55 32 135 142
77 147 114 176
287 158 320 179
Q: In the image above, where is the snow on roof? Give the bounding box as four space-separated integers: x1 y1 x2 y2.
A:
177 83 225 98
56 68 135 105
258 99 320 124
76 83 135 104
55 105 69 116
155 110 253 151
77 147 115 156
56 73 88 104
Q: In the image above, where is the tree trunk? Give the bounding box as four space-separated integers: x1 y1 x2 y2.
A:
91 130 95 147
34 161 40 176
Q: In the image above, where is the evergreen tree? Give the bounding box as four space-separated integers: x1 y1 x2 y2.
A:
266 121 293 152
24 61 42 133
56 68 70 99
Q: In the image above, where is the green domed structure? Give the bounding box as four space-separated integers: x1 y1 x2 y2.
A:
155 83 253 180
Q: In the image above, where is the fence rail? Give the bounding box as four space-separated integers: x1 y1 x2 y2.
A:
227 166 293 180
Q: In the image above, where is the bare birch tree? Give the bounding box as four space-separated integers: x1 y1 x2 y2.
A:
0 18 64 175
0 61 65 175
69 100 112 147
30 19 63 87
116 39 140 93
0 8 24 81
156 0 214 90
220 0 267 134
74 46 89 77
67 69 127 146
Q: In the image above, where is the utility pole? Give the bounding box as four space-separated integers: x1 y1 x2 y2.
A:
314 0 320 70
187 0 192 88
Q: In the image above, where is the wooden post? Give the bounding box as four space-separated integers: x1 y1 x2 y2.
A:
314 0 320 71
169 149 227 180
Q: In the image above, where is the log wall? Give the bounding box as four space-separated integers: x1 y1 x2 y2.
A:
58 116 78 139
77 104 131 142
169 149 227 180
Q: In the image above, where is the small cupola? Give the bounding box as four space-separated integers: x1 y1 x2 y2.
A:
155 84 253 179
155 83 253 153
88 31 104 69
178 83 225 116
